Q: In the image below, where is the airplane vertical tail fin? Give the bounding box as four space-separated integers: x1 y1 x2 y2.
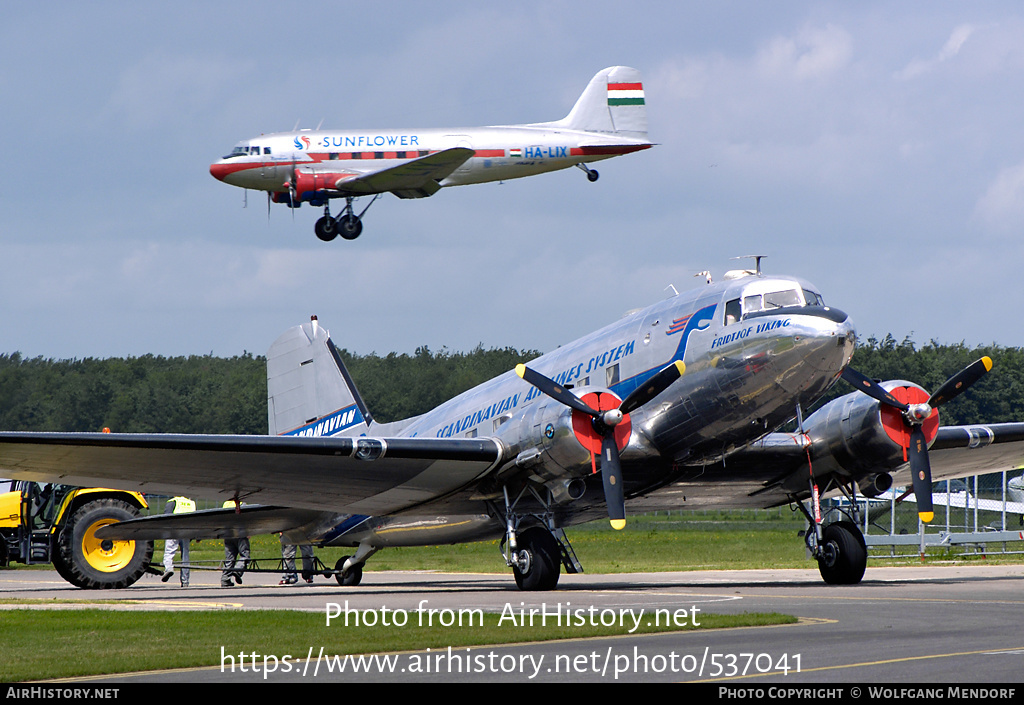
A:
544 66 648 138
266 317 373 437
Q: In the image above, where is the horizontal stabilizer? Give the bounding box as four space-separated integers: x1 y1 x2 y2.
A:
95 505 330 541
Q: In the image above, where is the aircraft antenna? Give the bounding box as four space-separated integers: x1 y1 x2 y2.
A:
694 270 712 284
665 284 679 297
316 118 324 130
731 255 766 275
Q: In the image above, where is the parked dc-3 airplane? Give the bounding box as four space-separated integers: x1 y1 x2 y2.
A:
2 263 1024 590
209 66 652 242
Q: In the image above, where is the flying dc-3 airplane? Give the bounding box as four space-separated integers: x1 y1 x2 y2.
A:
209 66 652 242
2 262 1024 591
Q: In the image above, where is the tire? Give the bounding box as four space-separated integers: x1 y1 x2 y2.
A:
314 216 338 242
335 556 363 586
816 521 867 585
55 498 154 589
512 527 561 591
338 215 362 240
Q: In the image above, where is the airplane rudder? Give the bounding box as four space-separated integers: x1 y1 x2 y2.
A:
605 66 647 135
560 66 647 136
266 318 372 436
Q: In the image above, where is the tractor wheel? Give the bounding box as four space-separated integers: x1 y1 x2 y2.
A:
54 498 154 589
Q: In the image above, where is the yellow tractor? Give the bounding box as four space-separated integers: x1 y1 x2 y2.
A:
0 481 155 589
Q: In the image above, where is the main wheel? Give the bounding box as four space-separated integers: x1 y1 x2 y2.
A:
54 498 154 589
816 521 867 585
314 216 338 242
334 556 363 586
338 214 362 240
512 527 561 591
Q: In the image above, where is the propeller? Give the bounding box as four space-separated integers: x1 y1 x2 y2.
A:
516 360 685 529
841 356 992 523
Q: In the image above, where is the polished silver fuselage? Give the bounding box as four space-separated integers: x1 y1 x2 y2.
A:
318 273 856 548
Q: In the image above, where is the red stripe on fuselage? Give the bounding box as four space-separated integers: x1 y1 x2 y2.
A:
570 144 652 156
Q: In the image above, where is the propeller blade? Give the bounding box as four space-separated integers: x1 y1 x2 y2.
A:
600 434 626 530
515 364 600 417
927 356 992 409
908 426 934 523
619 361 686 415
841 367 908 411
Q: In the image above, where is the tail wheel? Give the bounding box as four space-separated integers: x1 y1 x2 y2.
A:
512 527 561 591
816 521 867 585
55 498 154 589
334 556 363 586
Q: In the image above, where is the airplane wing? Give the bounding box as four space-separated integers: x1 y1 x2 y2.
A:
0 432 505 516
716 422 1024 502
323 147 473 199
94 505 332 541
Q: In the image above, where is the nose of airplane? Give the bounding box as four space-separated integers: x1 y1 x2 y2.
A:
811 308 856 372
209 161 231 182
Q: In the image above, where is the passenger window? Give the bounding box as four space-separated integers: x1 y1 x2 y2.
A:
606 364 620 387
264 147 271 155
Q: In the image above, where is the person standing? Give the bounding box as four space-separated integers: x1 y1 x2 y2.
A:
279 533 315 585
161 496 195 587
221 500 250 587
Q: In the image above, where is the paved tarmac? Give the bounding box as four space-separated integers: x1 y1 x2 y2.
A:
3 563 1023 684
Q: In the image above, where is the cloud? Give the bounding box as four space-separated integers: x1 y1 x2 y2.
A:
974 161 1024 234
895 23 977 80
756 23 853 80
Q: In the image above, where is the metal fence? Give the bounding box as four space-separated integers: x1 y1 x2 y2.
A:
825 471 1024 559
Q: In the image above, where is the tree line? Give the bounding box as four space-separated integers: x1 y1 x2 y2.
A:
0 336 1020 434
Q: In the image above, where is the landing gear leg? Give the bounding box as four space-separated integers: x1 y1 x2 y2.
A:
796 485 867 585
315 205 338 242
575 163 599 182
497 486 579 591
335 197 363 241
334 543 377 586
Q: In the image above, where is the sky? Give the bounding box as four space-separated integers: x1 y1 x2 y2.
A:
3 2 1024 361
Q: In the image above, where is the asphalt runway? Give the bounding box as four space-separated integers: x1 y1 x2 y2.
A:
3 564 1023 684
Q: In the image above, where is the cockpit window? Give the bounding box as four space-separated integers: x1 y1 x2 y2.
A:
763 289 801 310
803 289 824 307
724 298 741 325
735 287 820 320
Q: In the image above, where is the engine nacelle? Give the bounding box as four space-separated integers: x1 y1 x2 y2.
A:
271 191 299 207
514 399 593 483
803 380 939 480
293 169 339 197
508 386 630 491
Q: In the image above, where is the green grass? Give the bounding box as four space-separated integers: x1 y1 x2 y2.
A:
0 609 795 682
172 509 812 574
